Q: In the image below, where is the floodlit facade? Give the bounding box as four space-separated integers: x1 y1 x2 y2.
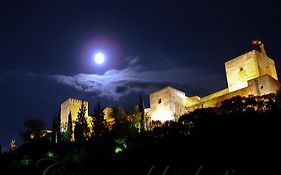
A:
148 86 186 122
147 41 280 122
225 50 278 92
60 98 92 138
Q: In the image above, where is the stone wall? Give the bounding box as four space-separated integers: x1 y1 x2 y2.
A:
186 74 280 113
225 50 278 93
225 50 260 92
60 98 92 135
149 86 186 121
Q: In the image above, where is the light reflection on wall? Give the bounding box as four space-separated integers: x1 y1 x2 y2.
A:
151 105 174 122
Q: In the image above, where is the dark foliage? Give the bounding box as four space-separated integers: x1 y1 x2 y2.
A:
92 99 107 137
4 93 280 174
74 101 89 143
18 119 46 143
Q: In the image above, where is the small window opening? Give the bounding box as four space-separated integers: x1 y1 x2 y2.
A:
158 99 161 104
260 85 264 89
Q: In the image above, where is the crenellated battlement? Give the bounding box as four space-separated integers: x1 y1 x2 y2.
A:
60 98 92 140
147 41 281 121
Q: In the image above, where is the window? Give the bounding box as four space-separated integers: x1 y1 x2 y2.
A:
240 67 243 71
158 99 161 104
260 85 264 89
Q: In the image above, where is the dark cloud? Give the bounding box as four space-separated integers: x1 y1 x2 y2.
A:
52 57 220 100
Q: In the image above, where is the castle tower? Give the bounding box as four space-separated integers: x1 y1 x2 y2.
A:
225 41 278 92
60 98 92 133
149 86 186 122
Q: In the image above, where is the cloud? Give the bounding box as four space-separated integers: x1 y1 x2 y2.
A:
52 57 220 100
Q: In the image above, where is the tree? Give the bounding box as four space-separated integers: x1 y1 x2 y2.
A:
111 106 133 137
127 105 141 133
112 106 127 124
102 107 115 132
220 96 245 113
9 139 17 152
74 101 89 143
63 112 73 142
128 105 141 123
51 109 62 144
51 117 58 144
19 119 46 143
92 99 107 137
139 94 146 132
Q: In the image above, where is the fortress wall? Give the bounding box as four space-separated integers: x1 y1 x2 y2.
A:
255 52 278 80
225 51 260 92
185 74 280 113
149 87 170 109
60 98 90 132
186 96 200 107
185 84 259 113
149 87 173 121
199 88 229 103
169 87 186 115
248 74 281 96
149 86 186 121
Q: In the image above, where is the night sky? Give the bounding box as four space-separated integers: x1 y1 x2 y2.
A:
1 0 281 150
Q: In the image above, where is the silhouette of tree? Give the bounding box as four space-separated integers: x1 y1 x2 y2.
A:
9 139 17 152
56 111 62 144
63 112 73 142
112 106 134 137
272 91 281 112
92 99 107 137
51 109 62 144
74 101 89 143
19 119 46 143
51 116 59 144
112 106 127 124
139 94 146 132
220 96 245 113
128 105 141 131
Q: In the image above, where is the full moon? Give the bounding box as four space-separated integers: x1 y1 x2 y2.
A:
94 52 105 64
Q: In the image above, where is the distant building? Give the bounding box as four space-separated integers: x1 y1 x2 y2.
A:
146 41 280 122
147 86 186 122
60 98 93 140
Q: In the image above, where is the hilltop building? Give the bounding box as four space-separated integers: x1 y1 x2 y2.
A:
146 41 280 122
60 98 93 140
59 41 280 126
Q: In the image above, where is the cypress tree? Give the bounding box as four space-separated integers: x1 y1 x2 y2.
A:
63 112 73 143
139 94 146 132
93 99 106 137
74 101 89 143
51 117 57 144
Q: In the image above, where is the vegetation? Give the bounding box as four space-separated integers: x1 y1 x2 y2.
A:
1 93 280 174
74 101 90 143
18 119 46 143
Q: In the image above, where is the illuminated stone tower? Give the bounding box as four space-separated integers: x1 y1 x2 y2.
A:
149 86 186 122
152 41 280 114
225 41 278 92
60 98 92 134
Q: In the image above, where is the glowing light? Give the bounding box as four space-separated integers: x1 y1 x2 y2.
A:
46 151 56 158
151 106 174 122
114 138 127 154
20 155 32 167
94 52 105 64
114 147 123 154
229 82 247 92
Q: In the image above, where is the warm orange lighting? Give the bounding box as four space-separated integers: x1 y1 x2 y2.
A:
230 82 248 92
151 106 174 122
